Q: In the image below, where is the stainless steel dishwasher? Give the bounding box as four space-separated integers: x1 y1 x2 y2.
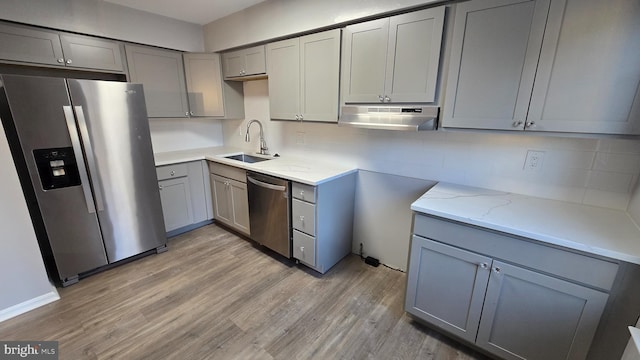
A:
246 172 291 258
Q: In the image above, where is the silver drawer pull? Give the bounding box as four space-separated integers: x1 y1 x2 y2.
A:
170 170 175 176
159 185 163 190
494 267 501 274
300 246 304 253
299 216 304 223
480 263 488 269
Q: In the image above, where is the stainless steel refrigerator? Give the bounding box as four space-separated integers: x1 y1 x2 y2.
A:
0 74 166 286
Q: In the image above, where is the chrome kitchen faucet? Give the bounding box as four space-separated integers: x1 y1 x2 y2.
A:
245 119 269 155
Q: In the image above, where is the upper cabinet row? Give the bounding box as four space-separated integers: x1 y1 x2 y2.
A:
125 45 243 119
443 0 640 135
0 22 124 72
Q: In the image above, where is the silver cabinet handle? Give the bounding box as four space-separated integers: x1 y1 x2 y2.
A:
299 114 303 120
299 215 305 222
185 111 190 117
170 170 175 176
494 267 501 274
384 95 390 102
247 176 286 192
513 121 523 127
300 190 304 197
295 115 300 120
159 185 163 190
525 121 536 129
57 58 64 64
63 106 97 214
378 95 384 102
66 59 72 64
300 246 304 253
74 106 105 211
480 263 488 269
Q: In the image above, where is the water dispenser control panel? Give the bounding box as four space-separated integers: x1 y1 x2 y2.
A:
33 147 81 190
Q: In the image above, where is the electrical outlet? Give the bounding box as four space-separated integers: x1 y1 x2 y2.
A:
524 150 545 172
296 131 305 145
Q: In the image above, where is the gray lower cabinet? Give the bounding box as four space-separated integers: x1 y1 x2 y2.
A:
291 174 356 273
208 162 250 235
0 21 125 72
406 214 615 360
157 161 212 234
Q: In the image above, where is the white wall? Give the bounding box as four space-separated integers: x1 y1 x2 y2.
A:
224 80 640 269
0 0 204 51
0 125 59 322
203 0 438 51
149 118 224 153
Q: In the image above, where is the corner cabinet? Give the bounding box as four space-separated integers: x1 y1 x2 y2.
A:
125 45 190 118
406 214 617 360
341 7 446 104
221 45 266 80
267 29 341 122
156 161 213 235
291 173 356 274
208 162 250 235
0 21 125 72
442 0 640 135
183 53 244 118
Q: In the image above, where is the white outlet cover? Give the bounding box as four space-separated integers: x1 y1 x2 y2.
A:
524 150 545 172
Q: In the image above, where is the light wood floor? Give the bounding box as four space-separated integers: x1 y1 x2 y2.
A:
0 224 488 359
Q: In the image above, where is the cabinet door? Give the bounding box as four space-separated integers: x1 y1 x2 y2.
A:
183 53 225 117
384 7 445 103
186 161 209 223
405 236 491 343
0 22 64 66
527 0 640 134
222 50 245 78
300 29 341 122
59 34 124 72
159 177 193 232
442 0 550 130
210 174 233 227
342 18 390 103
267 38 300 120
228 178 250 235
243 45 266 76
125 45 189 118
477 261 609 360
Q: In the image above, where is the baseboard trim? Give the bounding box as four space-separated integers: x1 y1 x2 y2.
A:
0 286 60 323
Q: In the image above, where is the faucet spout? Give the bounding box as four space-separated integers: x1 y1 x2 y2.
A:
245 119 269 155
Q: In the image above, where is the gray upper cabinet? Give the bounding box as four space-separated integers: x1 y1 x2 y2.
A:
443 0 640 135
341 7 445 104
222 45 266 79
442 0 549 131
267 29 341 122
183 53 244 119
526 0 640 134
0 21 124 72
125 44 190 118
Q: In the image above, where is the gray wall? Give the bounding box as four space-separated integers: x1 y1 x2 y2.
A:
203 0 438 51
0 124 56 317
0 0 204 51
629 181 640 224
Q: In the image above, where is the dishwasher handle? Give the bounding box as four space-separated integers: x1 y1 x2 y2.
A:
247 175 287 192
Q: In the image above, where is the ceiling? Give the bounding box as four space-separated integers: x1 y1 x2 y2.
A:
104 0 267 25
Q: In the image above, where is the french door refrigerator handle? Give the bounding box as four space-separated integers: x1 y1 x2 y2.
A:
247 175 286 192
73 105 105 212
62 105 97 214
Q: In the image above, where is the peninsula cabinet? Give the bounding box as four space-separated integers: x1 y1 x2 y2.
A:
221 45 266 80
406 214 617 360
442 0 640 135
0 21 125 72
267 29 341 122
341 7 445 104
183 53 244 118
208 162 250 236
125 45 189 118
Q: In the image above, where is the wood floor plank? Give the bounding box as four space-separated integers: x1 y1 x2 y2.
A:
0 224 487 360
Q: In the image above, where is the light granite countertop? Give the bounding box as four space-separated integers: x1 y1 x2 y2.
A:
411 182 640 265
154 147 357 186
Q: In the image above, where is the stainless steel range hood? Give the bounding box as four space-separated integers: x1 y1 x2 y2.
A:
339 105 439 131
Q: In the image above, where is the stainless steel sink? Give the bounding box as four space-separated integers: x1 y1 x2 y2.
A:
224 153 271 163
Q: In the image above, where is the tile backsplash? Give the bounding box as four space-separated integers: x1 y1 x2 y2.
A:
224 80 640 211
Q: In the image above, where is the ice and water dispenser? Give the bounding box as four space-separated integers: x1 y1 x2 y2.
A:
33 147 81 190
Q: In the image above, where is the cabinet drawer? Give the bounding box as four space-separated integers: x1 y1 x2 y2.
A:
208 161 246 183
293 230 316 267
292 198 316 236
292 182 316 203
413 214 619 291
156 163 188 180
